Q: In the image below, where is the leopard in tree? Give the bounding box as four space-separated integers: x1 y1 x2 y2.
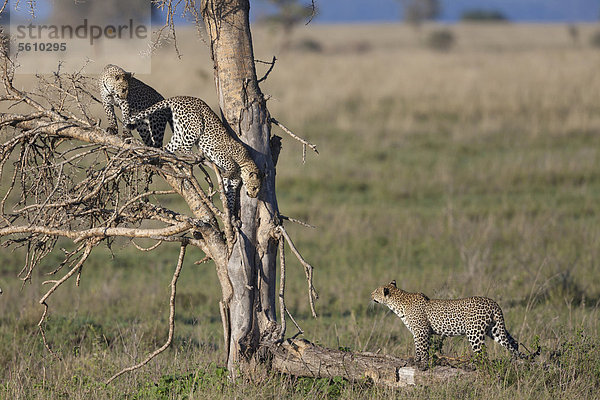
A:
125 96 262 215
371 280 539 369
99 64 172 148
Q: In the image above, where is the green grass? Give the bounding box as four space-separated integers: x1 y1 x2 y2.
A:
2 23 600 398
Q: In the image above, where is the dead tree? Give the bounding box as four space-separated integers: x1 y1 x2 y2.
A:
0 0 471 387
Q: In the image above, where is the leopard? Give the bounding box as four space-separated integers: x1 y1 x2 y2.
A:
99 64 172 148
124 96 262 215
371 280 538 369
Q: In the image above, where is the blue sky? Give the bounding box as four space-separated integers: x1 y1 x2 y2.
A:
250 0 600 23
5 0 600 24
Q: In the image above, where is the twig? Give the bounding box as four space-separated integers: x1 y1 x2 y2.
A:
185 164 224 221
306 0 317 25
219 300 231 364
257 56 277 84
278 225 318 318
278 237 286 340
131 240 163 252
39 240 94 305
270 118 318 163
194 255 211 265
106 243 187 385
117 190 177 216
37 302 61 360
150 0 183 58
279 214 316 229
286 308 304 339
36 239 96 358
46 243 86 275
0 0 9 15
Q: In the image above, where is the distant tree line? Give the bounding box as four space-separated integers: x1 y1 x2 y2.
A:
460 9 508 22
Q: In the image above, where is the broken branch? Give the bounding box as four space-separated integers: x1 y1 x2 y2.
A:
277 225 318 318
270 117 318 163
257 56 277 84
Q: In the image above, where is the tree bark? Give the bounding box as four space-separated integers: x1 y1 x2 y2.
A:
201 0 280 372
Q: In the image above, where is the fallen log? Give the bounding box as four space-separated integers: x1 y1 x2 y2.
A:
269 338 474 388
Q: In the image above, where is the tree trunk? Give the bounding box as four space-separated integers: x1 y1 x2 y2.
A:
201 0 280 372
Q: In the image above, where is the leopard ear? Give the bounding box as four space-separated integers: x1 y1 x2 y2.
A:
390 280 396 287
383 287 390 297
124 72 133 80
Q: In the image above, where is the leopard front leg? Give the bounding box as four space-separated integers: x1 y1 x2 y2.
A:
102 96 119 135
117 98 134 141
223 177 240 217
412 329 431 370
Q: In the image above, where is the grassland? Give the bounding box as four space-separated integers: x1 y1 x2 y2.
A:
2 23 600 398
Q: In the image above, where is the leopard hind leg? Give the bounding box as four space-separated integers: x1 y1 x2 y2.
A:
467 328 487 354
135 121 153 146
147 111 169 148
489 306 529 358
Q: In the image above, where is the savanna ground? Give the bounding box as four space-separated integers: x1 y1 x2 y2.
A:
2 22 600 399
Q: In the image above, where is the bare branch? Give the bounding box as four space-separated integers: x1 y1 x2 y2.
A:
194 255 211 264
151 0 186 58
38 303 61 360
39 239 95 304
285 307 304 339
106 243 187 384
270 117 318 163
36 239 96 358
277 225 318 318
306 0 317 25
131 240 163 252
0 222 193 243
279 214 316 229
278 237 286 340
0 0 9 15
256 56 277 84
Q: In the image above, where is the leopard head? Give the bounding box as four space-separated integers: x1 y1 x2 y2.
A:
241 164 262 198
103 65 132 101
371 280 403 313
111 71 131 100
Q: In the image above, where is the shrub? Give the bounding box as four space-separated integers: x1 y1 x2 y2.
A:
294 38 323 53
426 29 455 51
590 31 600 48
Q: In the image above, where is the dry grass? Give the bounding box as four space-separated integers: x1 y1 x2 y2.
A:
2 22 600 398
